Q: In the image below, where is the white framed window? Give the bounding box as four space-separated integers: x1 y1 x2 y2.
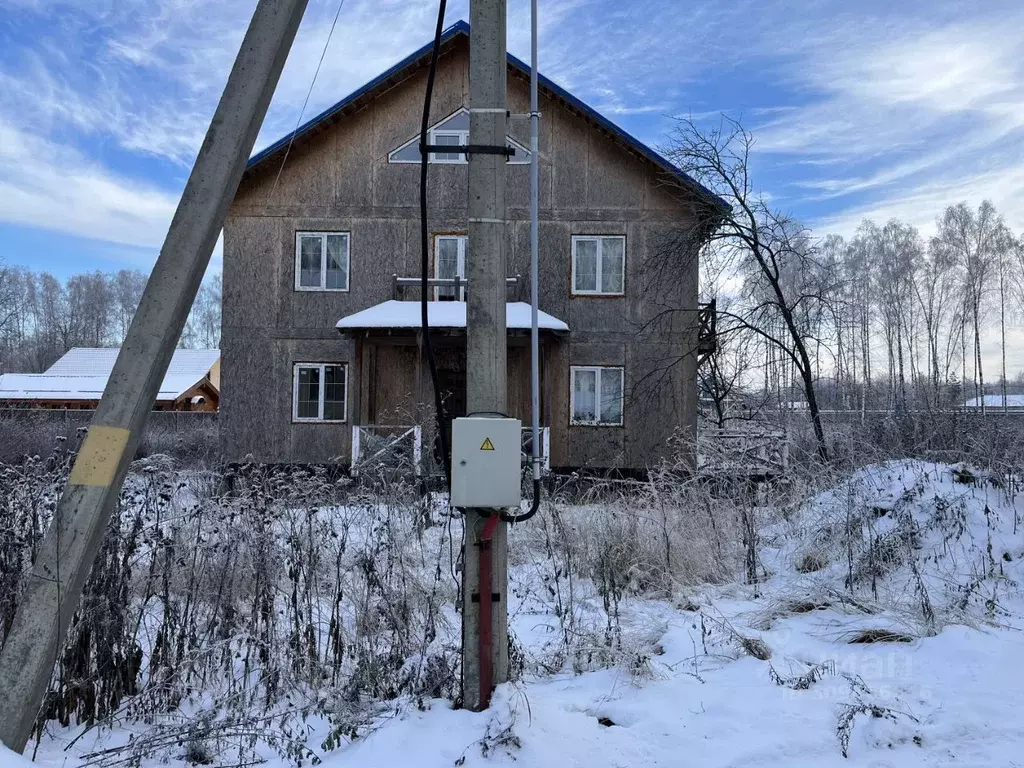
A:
295 232 350 291
292 363 348 423
570 366 624 426
571 235 625 296
435 234 468 300
387 107 531 165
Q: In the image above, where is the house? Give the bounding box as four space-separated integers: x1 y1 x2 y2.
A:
964 395 1024 411
221 21 724 472
0 348 220 411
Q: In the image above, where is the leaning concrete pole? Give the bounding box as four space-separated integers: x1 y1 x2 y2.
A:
0 0 309 751
462 0 509 710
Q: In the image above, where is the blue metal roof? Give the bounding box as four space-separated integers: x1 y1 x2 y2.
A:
246 20 727 212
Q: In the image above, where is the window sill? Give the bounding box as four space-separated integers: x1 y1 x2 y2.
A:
569 421 624 428
570 292 625 298
294 286 350 293
292 418 348 424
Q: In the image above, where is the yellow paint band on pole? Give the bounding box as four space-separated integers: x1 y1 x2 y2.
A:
68 426 131 487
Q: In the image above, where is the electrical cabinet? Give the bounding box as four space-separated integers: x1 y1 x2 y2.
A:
450 417 522 508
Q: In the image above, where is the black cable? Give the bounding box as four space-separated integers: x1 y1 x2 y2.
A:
501 479 540 524
420 2 451 492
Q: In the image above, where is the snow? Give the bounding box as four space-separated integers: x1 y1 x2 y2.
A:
0 348 219 402
335 301 570 332
779 460 1024 624
283 611 1024 768
298 462 1024 767
18 460 1024 768
0 746 34 768
964 394 1024 408
44 348 219 379
0 373 206 401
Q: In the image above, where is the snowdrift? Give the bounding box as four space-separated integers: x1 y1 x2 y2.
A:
781 460 1024 630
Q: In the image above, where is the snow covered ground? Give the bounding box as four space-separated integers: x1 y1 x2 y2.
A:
5 460 1024 768
298 600 1024 767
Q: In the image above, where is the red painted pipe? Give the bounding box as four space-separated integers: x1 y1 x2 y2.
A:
476 513 500 710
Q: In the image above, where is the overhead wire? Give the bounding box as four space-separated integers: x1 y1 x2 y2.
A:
500 0 541 525
420 0 452 492
419 3 540 523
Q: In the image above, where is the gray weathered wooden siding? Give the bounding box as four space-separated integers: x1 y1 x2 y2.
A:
222 39 700 469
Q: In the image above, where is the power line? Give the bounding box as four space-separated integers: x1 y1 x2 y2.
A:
419 0 452 491
271 0 347 197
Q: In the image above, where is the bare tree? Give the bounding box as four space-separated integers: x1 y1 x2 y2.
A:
0 267 193 370
842 228 875 415
0 260 16 337
113 269 148 340
864 220 923 411
180 276 222 349
697 298 768 430
911 236 959 409
660 116 838 460
932 201 1012 413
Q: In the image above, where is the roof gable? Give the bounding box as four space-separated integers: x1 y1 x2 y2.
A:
245 20 727 213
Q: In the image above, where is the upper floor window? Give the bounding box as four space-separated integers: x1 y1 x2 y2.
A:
436 234 468 300
388 108 531 165
293 363 347 422
570 366 624 426
572 235 625 296
296 232 349 291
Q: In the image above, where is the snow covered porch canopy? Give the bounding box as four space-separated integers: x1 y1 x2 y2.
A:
335 300 569 336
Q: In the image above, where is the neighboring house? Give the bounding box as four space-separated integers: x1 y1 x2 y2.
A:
964 395 1024 411
0 348 220 411
221 21 723 472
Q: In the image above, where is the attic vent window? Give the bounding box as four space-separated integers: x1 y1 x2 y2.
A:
388 107 530 165
432 132 465 163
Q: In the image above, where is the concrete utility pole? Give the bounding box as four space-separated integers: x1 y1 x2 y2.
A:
462 0 509 710
0 0 309 752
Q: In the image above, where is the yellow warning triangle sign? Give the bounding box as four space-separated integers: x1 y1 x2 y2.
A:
480 437 495 451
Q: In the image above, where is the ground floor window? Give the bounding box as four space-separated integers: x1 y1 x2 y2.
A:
570 366 624 426
292 363 347 422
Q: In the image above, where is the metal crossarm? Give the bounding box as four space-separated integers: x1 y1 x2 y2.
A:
419 143 515 157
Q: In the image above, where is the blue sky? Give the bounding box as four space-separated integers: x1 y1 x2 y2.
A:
1 0 1023 280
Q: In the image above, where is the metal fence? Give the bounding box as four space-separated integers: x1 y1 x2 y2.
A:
351 424 550 478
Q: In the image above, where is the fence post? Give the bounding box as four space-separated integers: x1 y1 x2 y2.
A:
351 425 360 476
413 425 422 477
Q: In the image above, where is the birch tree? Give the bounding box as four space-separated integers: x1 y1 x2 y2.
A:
932 201 1012 412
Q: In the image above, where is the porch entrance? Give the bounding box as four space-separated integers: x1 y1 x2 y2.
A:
436 352 466 463
339 297 568 476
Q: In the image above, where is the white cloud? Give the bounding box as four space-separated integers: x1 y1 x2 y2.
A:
3 0 1024 272
815 164 1024 238
0 119 178 250
750 11 1024 234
